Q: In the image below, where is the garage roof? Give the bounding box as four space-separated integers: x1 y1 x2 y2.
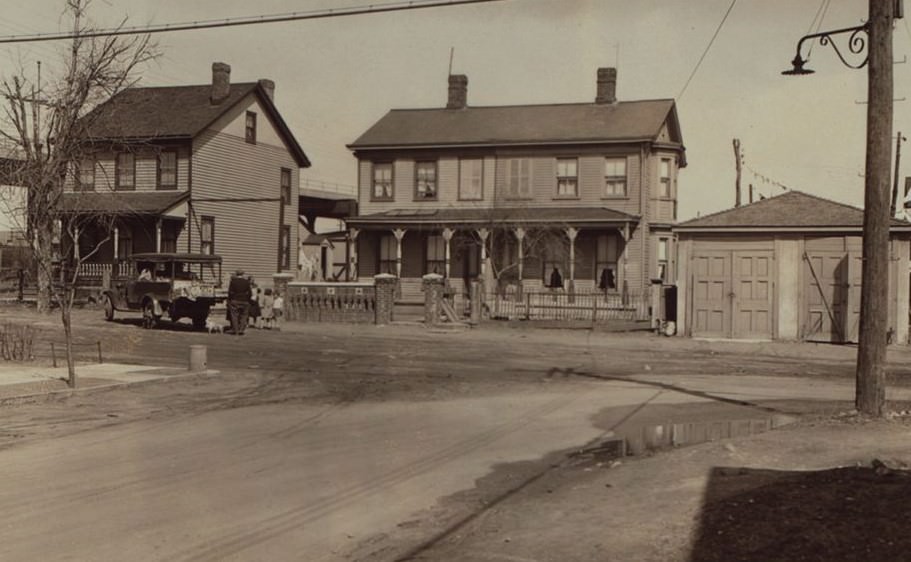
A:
675 191 911 231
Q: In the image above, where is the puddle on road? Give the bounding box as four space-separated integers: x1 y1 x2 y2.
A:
573 404 797 462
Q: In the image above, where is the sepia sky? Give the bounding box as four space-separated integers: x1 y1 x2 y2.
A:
2 0 910 221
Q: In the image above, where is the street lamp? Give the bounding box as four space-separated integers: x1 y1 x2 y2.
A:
781 23 869 75
782 3 896 418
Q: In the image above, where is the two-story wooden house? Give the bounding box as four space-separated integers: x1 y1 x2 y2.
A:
346 68 686 302
61 62 310 286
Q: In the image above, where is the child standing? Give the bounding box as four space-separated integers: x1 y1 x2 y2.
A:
272 291 284 331
260 288 274 329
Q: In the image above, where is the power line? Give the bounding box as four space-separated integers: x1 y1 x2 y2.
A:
677 0 737 101
0 0 509 45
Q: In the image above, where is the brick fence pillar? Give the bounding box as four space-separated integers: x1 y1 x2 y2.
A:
272 273 294 297
374 273 397 325
422 273 444 325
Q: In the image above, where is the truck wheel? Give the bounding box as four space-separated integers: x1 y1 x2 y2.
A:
142 301 158 329
103 295 115 321
192 314 207 331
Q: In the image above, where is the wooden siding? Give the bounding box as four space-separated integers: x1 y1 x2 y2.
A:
190 96 300 286
65 146 191 193
356 149 664 217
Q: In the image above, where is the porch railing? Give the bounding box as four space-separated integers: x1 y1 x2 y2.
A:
485 289 650 322
76 262 132 280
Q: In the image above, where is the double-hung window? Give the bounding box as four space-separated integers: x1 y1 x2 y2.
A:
415 161 437 200
556 158 578 197
115 152 135 191
596 234 619 291
76 158 95 191
603 157 627 197
157 151 178 190
245 111 257 144
659 158 672 198
280 225 291 270
504 158 532 199
281 168 292 205
378 234 397 274
372 163 393 200
425 234 445 275
657 238 669 282
458 158 483 200
200 216 215 255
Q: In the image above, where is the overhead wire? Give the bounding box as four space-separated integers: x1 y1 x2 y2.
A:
0 0 509 44
677 0 738 101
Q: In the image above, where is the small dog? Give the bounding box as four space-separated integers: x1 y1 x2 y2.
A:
205 319 224 334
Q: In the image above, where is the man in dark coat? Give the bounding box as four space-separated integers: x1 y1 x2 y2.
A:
227 269 252 335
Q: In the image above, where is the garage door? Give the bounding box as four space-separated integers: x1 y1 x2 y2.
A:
803 251 860 343
691 250 773 339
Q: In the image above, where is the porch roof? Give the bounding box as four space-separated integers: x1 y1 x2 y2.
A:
60 191 189 216
346 206 639 229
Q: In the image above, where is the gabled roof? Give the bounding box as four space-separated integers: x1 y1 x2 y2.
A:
81 82 310 167
60 190 189 215
675 190 911 231
348 100 684 156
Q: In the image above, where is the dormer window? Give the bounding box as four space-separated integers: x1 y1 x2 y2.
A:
245 111 256 144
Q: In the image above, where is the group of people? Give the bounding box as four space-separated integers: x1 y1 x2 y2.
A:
226 269 284 335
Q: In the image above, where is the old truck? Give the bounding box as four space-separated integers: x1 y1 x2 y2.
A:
100 253 226 330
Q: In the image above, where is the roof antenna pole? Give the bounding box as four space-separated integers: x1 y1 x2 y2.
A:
448 47 454 76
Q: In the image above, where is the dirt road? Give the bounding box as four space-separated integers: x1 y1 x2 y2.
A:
1 307 911 560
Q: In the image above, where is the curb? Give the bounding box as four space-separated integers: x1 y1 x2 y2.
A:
0 368 221 407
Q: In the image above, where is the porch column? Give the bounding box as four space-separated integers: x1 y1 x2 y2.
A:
566 227 578 300
477 228 489 277
621 222 631 301
515 227 525 297
73 225 80 260
155 219 162 253
392 228 406 278
348 228 359 281
113 226 119 260
442 227 454 279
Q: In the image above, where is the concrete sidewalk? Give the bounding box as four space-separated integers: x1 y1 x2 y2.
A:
0 361 213 402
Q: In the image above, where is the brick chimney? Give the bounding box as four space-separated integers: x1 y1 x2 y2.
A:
258 79 275 102
595 67 617 104
210 62 231 105
447 74 468 109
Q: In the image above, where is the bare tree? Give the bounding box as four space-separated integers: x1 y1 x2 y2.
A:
0 0 156 386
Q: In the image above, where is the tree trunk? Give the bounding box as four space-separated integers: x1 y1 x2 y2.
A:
35 225 53 314
856 0 893 417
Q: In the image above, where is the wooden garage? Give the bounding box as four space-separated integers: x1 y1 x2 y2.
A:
674 191 911 343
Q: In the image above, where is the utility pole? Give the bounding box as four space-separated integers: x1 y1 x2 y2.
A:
891 132 905 217
732 138 742 207
856 0 895 417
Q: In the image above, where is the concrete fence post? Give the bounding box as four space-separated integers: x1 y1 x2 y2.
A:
469 280 482 325
374 273 397 325
422 273 445 326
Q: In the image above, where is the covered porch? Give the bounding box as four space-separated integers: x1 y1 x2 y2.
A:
60 191 189 283
346 207 641 304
